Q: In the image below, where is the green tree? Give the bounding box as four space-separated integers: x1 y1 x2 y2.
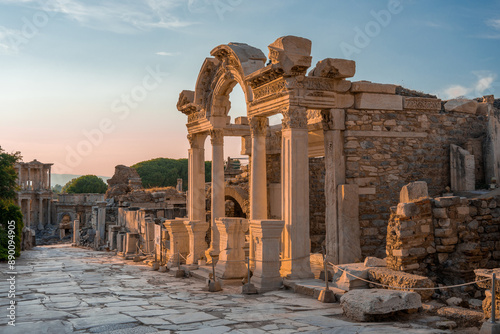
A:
62 175 107 194
51 184 63 193
0 146 23 260
132 158 212 189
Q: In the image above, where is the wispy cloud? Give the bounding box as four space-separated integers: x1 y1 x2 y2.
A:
155 51 179 56
0 26 25 54
441 71 497 99
0 0 197 33
487 18 500 30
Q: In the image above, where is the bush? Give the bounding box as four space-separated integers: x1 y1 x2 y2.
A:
132 158 211 190
0 200 24 260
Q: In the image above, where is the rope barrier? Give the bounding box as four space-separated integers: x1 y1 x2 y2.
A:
328 261 490 291
156 249 493 293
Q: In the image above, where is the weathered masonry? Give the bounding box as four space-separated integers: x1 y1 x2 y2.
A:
176 35 500 277
15 159 53 230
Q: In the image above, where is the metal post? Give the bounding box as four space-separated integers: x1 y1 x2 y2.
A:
177 242 180 268
212 259 216 282
324 253 329 290
492 273 497 324
247 257 251 284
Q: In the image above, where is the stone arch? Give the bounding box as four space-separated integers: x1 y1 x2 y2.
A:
224 185 249 218
193 43 266 119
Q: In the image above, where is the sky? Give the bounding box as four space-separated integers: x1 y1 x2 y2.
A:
0 0 499 178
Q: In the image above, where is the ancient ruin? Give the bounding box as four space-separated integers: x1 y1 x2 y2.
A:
12 35 500 332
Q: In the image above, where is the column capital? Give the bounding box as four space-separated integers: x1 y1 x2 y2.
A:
281 106 308 130
321 109 345 131
210 129 224 145
187 133 206 149
249 116 268 137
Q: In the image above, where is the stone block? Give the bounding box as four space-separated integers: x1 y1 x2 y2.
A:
397 203 420 218
234 116 249 125
392 249 409 257
438 253 449 263
444 99 478 114
331 263 369 290
409 248 426 257
268 36 312 75
309 58 355 79
354 93 403 110
400 181 429 203
434 196 461 208
435 228 454 238
368 267 434 300
441 237 459 245
364 257 386 267
482 290 500 319
340 289 421 322
436 245 455 253
457 206 470 216
421 225 431 233
351 81 396 94
436 307 483 328
433 208 448 219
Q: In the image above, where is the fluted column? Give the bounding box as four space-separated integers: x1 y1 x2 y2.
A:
187 133 207 222
280 106 313 279
249 116 268 269
206 129 224 262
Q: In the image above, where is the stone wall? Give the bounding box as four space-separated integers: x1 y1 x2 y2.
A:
346 105 488 258
387 194 500 284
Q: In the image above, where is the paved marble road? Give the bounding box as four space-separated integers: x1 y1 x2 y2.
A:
1 245 450 334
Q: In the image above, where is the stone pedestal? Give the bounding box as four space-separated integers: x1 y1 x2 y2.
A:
450 144 475 191
97 202 106 240
124 233 139 255
72 220 80 246
215 218 247 279
117 233 125 253
280 107 314 279
108 225 121 250
206 129 224 262
250 219 285 292
164 220 189 267
184 220 209 265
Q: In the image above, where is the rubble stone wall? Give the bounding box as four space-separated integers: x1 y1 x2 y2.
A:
346 106 488 258
387 195 500 284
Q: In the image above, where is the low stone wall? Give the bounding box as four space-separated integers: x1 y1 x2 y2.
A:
387 194 500 284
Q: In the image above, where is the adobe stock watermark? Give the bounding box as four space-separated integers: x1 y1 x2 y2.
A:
1 0 59 54
340 0 403 58
53 65 168 174
187 0 243 21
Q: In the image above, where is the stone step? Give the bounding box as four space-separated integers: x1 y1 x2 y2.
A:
283 278 346 300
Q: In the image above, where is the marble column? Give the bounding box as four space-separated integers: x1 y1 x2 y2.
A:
206 129 224 262
28 167 31 190
249 117 268 270
215 218 247 279
27 199 31 228
322 109 346 264
184 220 209 265
250 219 285 292
188 133 207 222
280 106 314 279
48 168 51 190
47 197 51 225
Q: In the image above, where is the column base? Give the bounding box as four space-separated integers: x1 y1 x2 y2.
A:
215 260 247 279
251 275 283 293
280 258 314 280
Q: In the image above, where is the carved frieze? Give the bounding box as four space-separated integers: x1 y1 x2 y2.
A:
403 97 441 111
187 110 206 123
253 79 286 100
281 107 308 130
